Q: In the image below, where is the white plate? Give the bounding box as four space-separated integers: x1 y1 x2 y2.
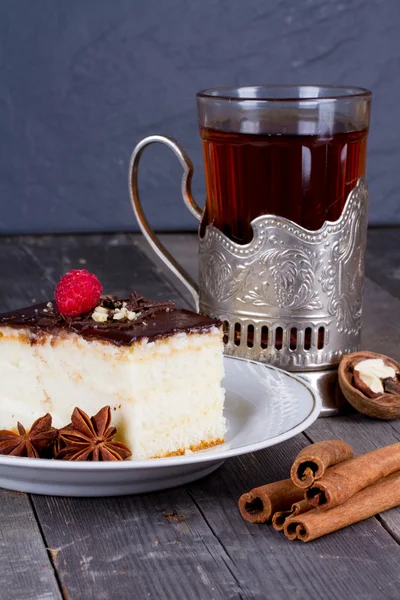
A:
0 357 320 496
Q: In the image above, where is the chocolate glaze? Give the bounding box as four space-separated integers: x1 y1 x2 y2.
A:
0 294 220 346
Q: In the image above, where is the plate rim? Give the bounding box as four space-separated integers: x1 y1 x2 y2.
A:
0 356 321 471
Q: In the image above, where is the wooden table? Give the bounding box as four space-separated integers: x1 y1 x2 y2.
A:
1 230 400 600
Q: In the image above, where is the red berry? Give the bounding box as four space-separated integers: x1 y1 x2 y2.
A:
55 270 103 317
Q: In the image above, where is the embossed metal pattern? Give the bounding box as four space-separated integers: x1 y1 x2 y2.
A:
199 178 369 371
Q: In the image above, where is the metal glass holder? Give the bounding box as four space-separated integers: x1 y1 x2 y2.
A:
129 135 369 417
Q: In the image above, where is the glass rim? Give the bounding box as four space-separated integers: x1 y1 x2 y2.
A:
197 84 372 103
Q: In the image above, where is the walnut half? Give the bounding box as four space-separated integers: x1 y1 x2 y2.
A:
338 351 400 420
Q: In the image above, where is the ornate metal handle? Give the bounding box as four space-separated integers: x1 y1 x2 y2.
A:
128 135 202 310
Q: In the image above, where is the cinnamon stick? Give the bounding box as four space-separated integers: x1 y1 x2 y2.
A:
290 439 354 488
306 442 400 510
239 478 304 524
284 471 400 542
272 499 313 531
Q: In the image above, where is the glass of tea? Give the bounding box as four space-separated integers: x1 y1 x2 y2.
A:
129 85 372 416
197 85 371 243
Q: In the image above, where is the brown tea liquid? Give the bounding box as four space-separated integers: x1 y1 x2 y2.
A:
200 127 367 243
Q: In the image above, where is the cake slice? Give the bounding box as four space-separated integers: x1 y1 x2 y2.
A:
0 290 225 459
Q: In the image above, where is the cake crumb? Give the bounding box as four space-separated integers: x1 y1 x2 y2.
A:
113 309 126 320
113 306 140 321
127 310 140 321
95 306 108 314
92 306 109 322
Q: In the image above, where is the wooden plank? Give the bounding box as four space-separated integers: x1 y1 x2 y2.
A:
26 428 400 599
0 490 62 600
136 232 400 565
304 414 400 552
362 278 400 360
37 426 395 600
18 233 189 307
187 435 400 600
376 420 400 544
0 238 64 599
133 233 199 309
9 235 244 599
305 276 400 548
3 233 400 600
32 484 246 600
366 228 400 300
0 237 54 311
137 233 200 283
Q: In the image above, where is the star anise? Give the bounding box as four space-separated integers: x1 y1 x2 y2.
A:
51 424 71 458
55 406 132 461
0 414 57 458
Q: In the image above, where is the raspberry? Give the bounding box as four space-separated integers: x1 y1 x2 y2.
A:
55 270 103 317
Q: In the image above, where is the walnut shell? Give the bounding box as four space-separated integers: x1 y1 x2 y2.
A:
338 351 400 420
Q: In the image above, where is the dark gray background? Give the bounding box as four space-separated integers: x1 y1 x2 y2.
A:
0 0 398 234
